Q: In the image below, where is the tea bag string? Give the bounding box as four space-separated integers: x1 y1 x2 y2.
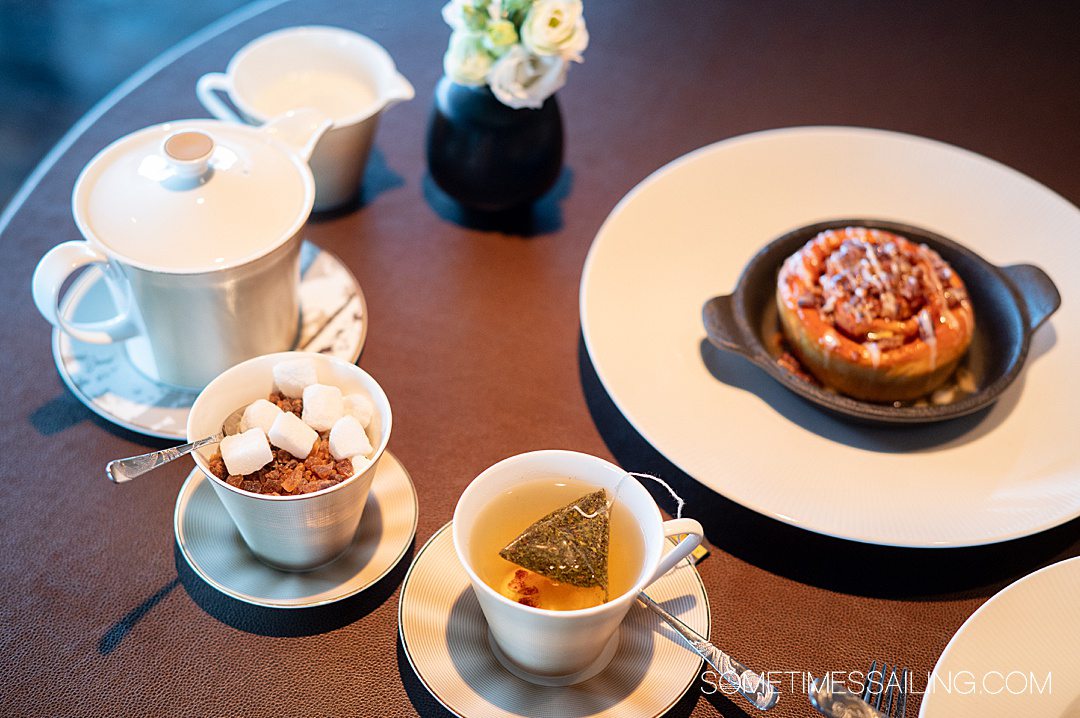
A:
572 471 686 520
626 471 686 519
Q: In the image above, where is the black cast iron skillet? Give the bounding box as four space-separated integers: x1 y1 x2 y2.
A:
702 219 1061 424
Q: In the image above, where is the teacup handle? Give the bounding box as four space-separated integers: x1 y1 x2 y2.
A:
647 518 705 585
32 241 140 344
196 72 243 123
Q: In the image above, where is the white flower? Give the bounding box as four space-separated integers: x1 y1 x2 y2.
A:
487 44 567 109
442 0 489 32
521 0 589 62
443 31 494 85
483 18 518 56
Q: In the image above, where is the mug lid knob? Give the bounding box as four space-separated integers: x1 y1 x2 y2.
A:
163 131 214 179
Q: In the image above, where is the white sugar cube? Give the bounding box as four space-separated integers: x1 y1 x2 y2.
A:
302 384 344 432
268 411 318 459
349 455 374 475
365 412 382 452
329 415 374 461
220 428 273 476
343 391 376 428
240 399 283 435
273 358 318 399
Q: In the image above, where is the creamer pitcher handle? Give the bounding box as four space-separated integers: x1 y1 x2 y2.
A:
647 518 704 585
195 72 242 123
32 242 140 344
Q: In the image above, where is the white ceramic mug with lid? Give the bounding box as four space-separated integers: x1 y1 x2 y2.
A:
32 109 332 389
453 450 705 685
197 25 414 211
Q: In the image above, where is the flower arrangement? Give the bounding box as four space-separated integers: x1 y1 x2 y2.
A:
441 0 589 109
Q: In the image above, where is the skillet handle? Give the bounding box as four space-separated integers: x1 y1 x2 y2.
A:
1001 264 1061 333
702 295 751 357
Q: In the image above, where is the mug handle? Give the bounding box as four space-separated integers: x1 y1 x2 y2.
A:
32 241 140 344
196 72 242 123
647 517 705 585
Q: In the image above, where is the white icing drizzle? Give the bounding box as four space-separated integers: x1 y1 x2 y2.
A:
917 308 938 369
917 243 958 329
865 341 882 369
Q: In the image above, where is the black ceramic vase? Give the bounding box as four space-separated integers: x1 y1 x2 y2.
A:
426 76 563 213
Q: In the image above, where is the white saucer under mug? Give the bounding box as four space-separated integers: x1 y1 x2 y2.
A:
53 241 366 440
398 523 711 718
174 450 417 608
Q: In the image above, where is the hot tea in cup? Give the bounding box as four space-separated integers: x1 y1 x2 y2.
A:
453 450 704 685
469 475 645 611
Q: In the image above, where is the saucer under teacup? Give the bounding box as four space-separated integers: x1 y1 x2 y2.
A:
398 523 710 718
53 241 366 440
174 450 417 608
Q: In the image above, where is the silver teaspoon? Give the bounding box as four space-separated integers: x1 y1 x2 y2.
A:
638 591 779 711
106 406 247 483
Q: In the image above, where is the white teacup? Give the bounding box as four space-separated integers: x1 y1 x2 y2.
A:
188 352 392 571
197 25 414 211
453 450 704 685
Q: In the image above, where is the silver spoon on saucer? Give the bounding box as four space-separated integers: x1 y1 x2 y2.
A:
638 591 779 711
106 406 247 483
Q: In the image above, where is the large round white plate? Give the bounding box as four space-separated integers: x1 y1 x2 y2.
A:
174 450 417 608
398 523 710 718
54 241 367 440
920 556 1080 717
580 126 1080 547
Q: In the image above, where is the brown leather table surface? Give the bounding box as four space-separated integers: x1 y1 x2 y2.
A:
3 1 1079 716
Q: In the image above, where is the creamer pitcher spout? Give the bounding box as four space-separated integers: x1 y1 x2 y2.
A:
380 73 416 108
261 108 334 163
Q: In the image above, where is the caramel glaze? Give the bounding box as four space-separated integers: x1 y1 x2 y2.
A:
776 227 975 402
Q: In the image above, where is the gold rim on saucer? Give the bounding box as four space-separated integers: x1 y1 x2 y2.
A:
173 450 417 608
398 522 711 718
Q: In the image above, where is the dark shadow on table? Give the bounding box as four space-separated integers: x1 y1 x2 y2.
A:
173 537 414 637
421 167 571 238
30 387 179 450
98 577 182 655
308 146 406 219
580 332 1080 601
30 391 103 436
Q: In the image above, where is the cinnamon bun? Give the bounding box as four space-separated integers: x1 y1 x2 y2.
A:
776 226 975 402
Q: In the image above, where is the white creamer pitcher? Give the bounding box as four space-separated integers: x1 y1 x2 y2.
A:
197 25 414 211
32 109 333 389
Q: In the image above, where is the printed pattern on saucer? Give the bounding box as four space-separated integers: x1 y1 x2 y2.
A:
398 524 711 718
53 241 366 440
174 450 418 608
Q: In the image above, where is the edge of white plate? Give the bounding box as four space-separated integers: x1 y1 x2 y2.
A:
919 555 1080 717
579 125 1080 549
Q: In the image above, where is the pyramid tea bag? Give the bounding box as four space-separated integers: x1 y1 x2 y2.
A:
499 489 610 593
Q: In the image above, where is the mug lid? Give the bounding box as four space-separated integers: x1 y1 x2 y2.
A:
74 120 314 274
